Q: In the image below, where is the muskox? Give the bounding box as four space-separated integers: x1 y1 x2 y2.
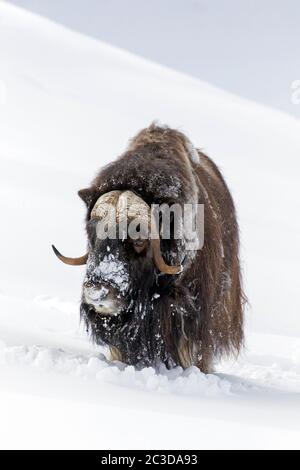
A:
53 123 245 373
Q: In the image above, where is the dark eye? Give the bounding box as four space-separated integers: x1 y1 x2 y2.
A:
132 238 148 254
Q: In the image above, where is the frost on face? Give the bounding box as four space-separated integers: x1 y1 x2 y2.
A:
87 253 129 294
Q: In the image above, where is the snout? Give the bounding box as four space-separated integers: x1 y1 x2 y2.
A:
83 281 121 316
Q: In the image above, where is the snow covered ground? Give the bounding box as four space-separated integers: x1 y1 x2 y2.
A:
0 2 300 449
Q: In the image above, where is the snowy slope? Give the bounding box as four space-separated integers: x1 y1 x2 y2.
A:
6 0 300 118
1 2 300 449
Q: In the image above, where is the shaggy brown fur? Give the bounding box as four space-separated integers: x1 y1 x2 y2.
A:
79 123 246 372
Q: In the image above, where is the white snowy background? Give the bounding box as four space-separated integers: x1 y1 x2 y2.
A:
6 0 300 118
0 0 300 449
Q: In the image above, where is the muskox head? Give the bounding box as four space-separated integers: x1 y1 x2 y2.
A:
52 190 183 363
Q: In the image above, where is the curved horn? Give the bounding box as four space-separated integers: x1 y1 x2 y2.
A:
52 189 182 274
150 238 182 275
52 245 88 266
118 193 182 275
52 191 120 267
150 207 182 275
117 191 149 221
117 191 150 239
91 190 121 219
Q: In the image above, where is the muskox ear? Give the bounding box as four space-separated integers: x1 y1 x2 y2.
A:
78 187 97 207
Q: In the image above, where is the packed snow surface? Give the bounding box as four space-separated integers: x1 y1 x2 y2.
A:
0 2 300 449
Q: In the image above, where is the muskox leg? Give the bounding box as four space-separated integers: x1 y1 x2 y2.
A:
196 355 214 374
109 346 124 362
177 339 213 373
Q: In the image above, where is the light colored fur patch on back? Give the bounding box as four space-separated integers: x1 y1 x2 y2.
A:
185 139 201 165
